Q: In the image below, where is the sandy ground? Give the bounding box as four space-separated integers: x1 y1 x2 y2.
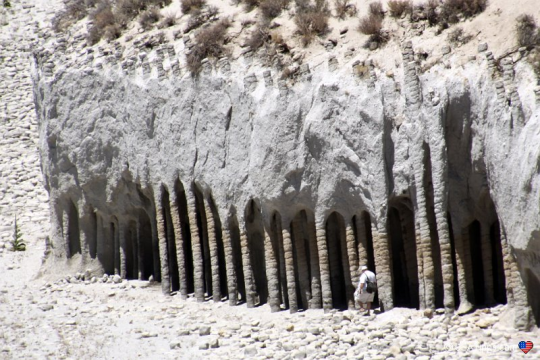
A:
0 235 538 360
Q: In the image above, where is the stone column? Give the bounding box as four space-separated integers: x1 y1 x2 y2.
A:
500 224 533 330
49 200 64 257
282 218 298 313
156 196 170 295
62 208 71 259
453 223 473 314
187 192 205 302
372 225 393 311
340 218 355 309
276 217 289 307
316 219 333 311
119 220 127 279
240 222 257 308
222 223 238 305
292 216 310 309
481 222 494 306
170 193 188 299
345 217 359 304
79 208 91 266
150 214 161 282
204 196 221 302
264 221 281 312
96 213 107 273
355 214 369 273
307 217 322 309
413 163 435 310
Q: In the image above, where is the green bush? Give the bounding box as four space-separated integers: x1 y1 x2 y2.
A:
10 219 26 252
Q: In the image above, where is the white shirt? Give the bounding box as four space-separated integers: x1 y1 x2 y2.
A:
359 270 376 290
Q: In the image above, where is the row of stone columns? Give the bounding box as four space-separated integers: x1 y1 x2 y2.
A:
56 188 529 329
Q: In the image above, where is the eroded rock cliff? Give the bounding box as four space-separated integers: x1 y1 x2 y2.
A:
33 29 540 330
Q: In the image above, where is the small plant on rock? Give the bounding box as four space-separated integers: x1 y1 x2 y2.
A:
139 6 162 30
387 0 411 18
439 0 488 26
358 4 388 49
187 18 232 75
294 0 330 46
447 26 472 45
333 0 356 20
515 14 540 49
181 0 206 15
10 218 26 252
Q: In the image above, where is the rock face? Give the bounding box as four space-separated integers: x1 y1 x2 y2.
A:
0 1 53 251
30 18 540 331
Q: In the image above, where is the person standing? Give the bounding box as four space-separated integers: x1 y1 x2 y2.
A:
355 265 377 316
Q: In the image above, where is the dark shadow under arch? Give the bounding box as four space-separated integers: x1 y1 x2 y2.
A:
67 200 81 258
326 212 347 310
388 201 419 309
246 200 267 305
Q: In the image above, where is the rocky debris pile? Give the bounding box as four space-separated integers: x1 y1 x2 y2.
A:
0 0 56 250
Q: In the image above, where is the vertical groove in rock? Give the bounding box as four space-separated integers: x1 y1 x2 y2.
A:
170 194 188 299
137 220 143 280
316 220 332 311
156 192 170 295
119 221 127 279
339 218 354 309
282 218 298 313
307 217 322 309
150 214 161 282
264 221 281 312
187 192 205 302
240 224 257 308
372 226 393 311
204 196 221 302
461 228 475 305
481 222 494 306
113 220 120 276
131 224 138 278
276 216 289 307
345 217 359 306
222 224 238 305
292 215 310 309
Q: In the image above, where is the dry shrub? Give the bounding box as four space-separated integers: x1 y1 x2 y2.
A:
242 0 260 11
181 0 206 14
295 1 330 46
439 0 487 25
529 50 540 76
387 0 411 18
260 0 289 20
515 14 539 49
247 25 270 50
187 18 232 74
159 12 176 28
334 0 356 20
87 1 117 44
426 0 439 26
447 26 471 45
369 1 384 18
184 5 218 33
53 0 88 32
139 6 161 30
358 13 382 36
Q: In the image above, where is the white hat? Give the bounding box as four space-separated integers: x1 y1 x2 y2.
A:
361 265 368 271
